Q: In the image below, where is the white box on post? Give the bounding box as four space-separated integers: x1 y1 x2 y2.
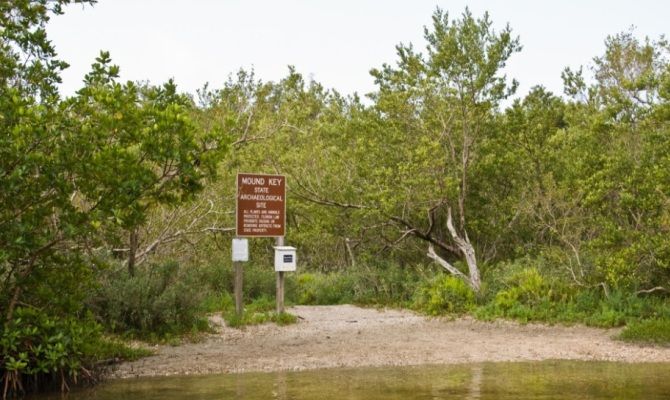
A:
274 246 297 272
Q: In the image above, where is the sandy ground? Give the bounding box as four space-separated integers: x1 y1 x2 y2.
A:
111 305 670 379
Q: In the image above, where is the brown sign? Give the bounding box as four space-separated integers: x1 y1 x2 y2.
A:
236 173 286 237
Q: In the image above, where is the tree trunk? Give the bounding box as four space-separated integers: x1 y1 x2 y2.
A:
426 207 481 292
344 238 356 268
128 228 138 276
5 285 22 322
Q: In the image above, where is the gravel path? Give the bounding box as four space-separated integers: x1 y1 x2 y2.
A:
110 305 670 378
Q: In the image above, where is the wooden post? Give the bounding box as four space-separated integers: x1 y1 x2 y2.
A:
276 271 285 314
276 236 285 314
234 261 243 316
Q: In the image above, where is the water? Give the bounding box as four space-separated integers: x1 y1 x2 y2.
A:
33 362 670 399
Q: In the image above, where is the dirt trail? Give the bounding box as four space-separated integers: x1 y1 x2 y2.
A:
111 305 670 378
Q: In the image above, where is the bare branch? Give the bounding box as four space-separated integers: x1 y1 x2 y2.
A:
232 135 269 147
344 238 356 268
292 178 367 209
427 244 468 281
635 286 668 295
134 225 234 265
389 215 460 255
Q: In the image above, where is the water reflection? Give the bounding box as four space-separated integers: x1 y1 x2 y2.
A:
467 364 482 400
31 361 670 400
272 371 287 400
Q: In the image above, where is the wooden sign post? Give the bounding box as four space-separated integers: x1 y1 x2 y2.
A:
235 173 287 314
231 238 249 316
276 236 285 313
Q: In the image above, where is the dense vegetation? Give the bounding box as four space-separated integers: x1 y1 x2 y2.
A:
1 1 669 397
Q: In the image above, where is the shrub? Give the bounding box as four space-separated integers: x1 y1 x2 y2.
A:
619 319 670 345
493 268 547 310
88 260 208 339
0 308 144 397
413 275 475 315
201 261 297 304
295 272 355 305
200 291 234 313
475 265 578 324
295 262 426 307
351 262 425 305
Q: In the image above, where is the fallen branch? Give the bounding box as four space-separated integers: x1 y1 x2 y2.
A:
635 286 668 296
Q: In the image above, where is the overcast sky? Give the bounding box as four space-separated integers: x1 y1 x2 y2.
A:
47 0 669 101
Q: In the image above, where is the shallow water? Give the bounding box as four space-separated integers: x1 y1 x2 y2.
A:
33 361 670 399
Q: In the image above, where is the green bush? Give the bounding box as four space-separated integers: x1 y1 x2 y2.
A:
473 257 670 334
295 272 355 305
1 308 95 396
295 262 426 306
493 268 547 309
0 308 144 397
619 319 670 345
413 275 475 315
581 290 670 328
200 291 235 313
352 262 425 305
476 262 583 323
201 261 297 304
88 261 209 339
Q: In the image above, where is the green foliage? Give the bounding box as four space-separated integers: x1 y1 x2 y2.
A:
88 261 210 339
493 268 548 310
355 261 427 305
619 319 670 345
0 0 229 344
413 275 475 315
0 309 94 395
296 273 356 305
85 337 153 362
2 3 670 393
0 307 150 397
471 257 670 338
177 10 669 325
200 291 234 314
295 262 425 306
222 296 297 328
0 307 148 397
65 53 226 230
0 3 232 394
554 32 670 289
202 260 295 304
274 311 299 326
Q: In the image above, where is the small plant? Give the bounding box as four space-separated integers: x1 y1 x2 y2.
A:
274 312 298 326
222 296 298 328
413 275 475 315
